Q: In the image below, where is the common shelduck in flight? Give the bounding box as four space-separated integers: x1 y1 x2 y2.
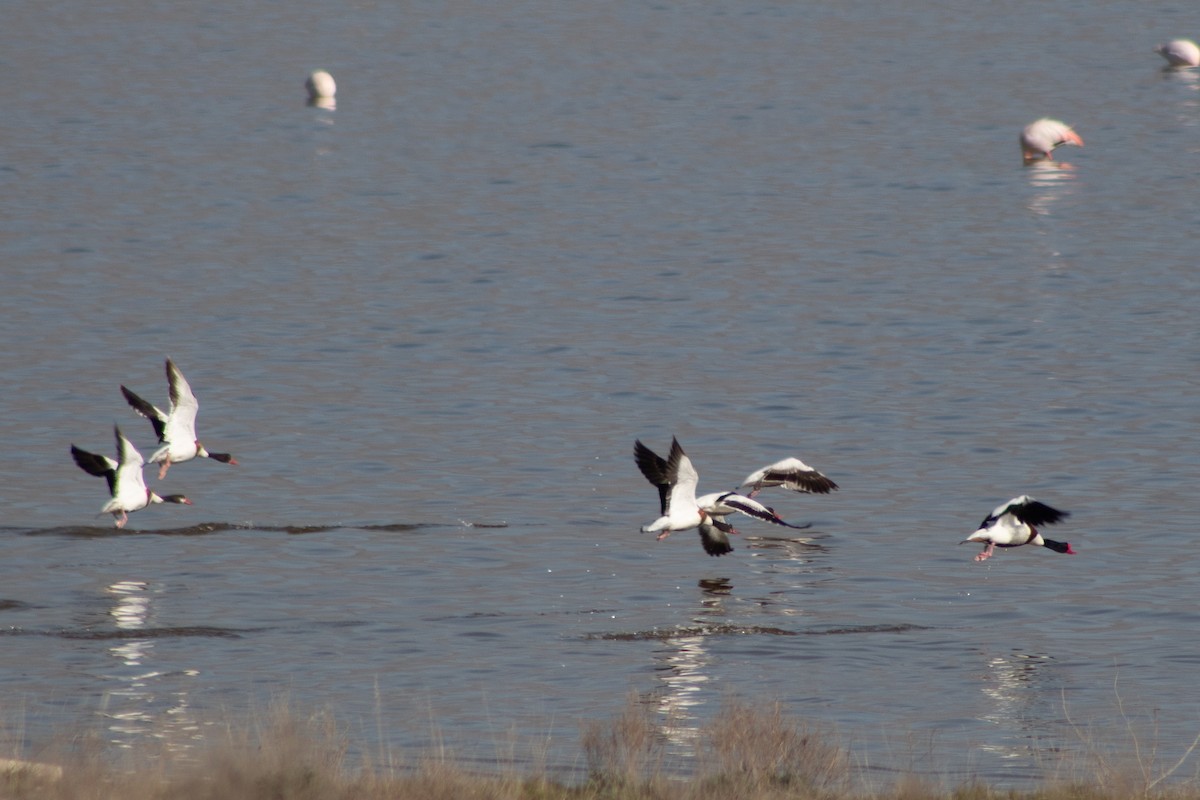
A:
1020 119 1084 163
71 425 193 528
120 359 238 479
738 457 838 498
634 438 738 557
1156 39 1200 68
961 496 1074 562
635 440 811 551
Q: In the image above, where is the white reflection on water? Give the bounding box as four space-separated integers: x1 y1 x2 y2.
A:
1024 160 1078 217
654 634 711 755
101 580 156 743
99 580 200 752
748 534 827 572
108 580 150 664
1161 68 1200 129
1162 66 1200 87
651 578 732 758
975 649 1063 763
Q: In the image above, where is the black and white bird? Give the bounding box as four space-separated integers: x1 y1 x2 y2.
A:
635 440 812 557
634 438 732 557
961 496 1074 562
636 440 811 535
120 359 237 480
738 457 838 498
71 425 193 528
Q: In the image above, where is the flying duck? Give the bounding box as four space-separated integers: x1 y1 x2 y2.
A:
738 457 838 498
120 358 238 479
71 425 193 528
962 495 1074 562
635 440 812 547
634 438 732 556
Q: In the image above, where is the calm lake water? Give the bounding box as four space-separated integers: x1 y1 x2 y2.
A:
2 0 1200 788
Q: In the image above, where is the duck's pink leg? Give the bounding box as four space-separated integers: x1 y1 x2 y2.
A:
656 531 671 541
158 459 172 480
974 543 995 562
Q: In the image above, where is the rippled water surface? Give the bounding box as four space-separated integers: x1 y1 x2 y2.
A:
2 0 1200 787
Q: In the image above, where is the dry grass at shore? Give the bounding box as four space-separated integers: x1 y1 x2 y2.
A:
3 696 1200 800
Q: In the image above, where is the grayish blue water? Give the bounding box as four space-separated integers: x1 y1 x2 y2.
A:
2 0 1200 787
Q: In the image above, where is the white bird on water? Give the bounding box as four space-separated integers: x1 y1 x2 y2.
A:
961 496 1074 562
1020 118 1084 163
1156 39 1200 68
305 69 337 109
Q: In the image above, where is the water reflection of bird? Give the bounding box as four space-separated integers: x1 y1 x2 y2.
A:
654 634 712 754
635 440 814 556
101 580 156 739
744 534 828 565
102 580 200 754
1020 118 1084 163
108 579 151 665
1023 157 1078 216
976 649 1062 763
653 579 734 757
961 496 1074 562
70 426 192 528
1156 39 1200 68
698 577 733 599
120 358 238 480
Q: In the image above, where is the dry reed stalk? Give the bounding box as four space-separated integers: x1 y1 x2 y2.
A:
3 692 1200 799
698 698 850 796
1060 675 1200 798
580 692 668 790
